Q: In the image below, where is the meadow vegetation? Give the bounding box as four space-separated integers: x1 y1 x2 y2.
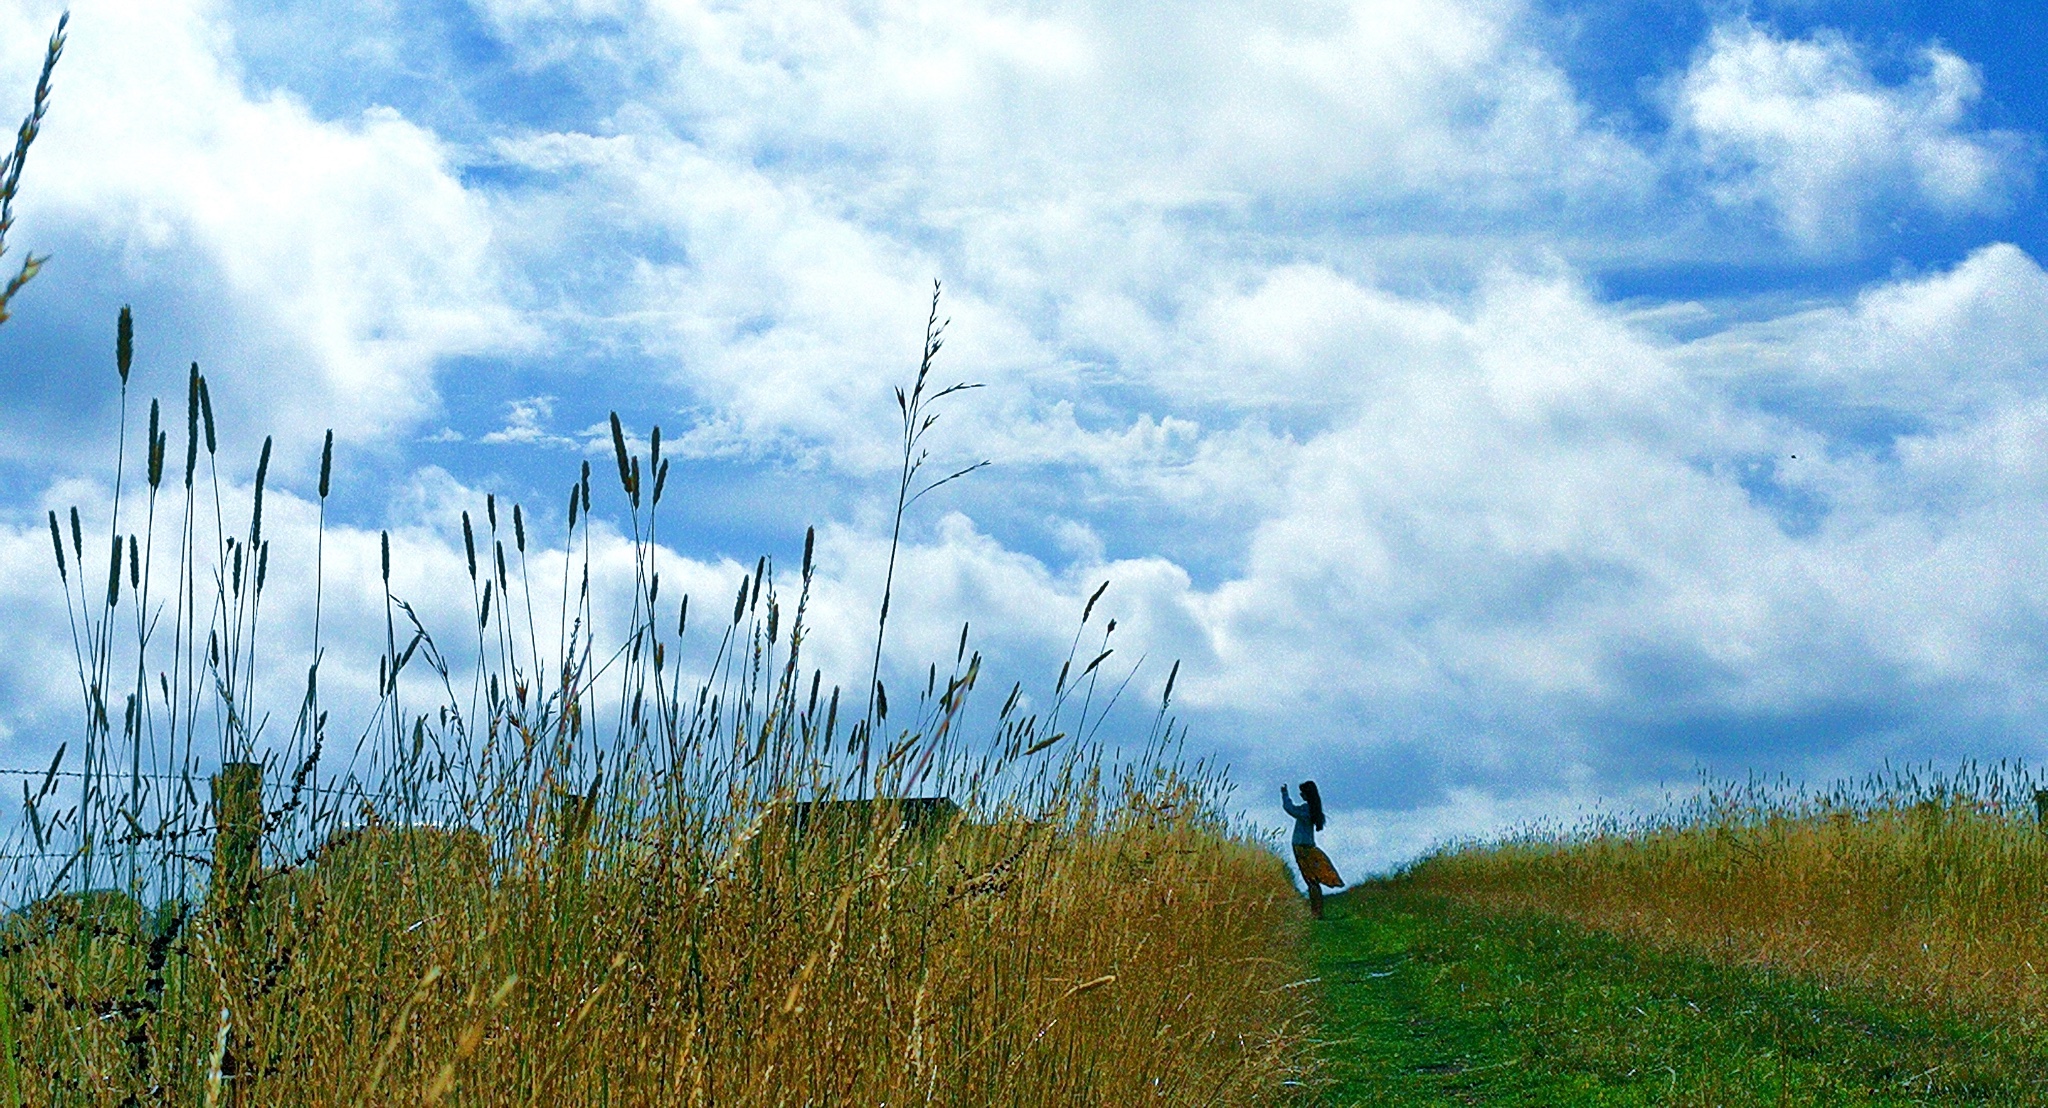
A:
1309 884 2048 1104
1397 762 2048 1037
0 288 1316 1103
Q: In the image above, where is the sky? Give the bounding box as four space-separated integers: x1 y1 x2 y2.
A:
3 0 2048 878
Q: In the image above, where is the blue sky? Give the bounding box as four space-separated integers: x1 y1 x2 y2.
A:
4 0 2048 876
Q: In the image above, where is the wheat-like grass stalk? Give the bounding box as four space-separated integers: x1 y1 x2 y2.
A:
0 12 64 327
1 306 1317 1105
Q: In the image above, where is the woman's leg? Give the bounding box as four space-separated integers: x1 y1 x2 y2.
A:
1306 879 1324 919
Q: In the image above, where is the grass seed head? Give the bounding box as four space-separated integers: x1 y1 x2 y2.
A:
251 435 272 546
199 375 217 455
185 363 200 486
116 305 132 383
46 509 64 581
105 533 122 608
147 398 163 488
319 429 333 500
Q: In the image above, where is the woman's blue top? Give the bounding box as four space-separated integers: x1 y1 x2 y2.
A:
1281 789 1317 847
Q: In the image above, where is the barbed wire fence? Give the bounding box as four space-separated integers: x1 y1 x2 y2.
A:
0 760 471 909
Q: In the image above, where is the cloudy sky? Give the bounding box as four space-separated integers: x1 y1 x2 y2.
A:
3 0 2047 877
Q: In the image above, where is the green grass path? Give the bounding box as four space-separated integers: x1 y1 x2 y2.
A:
1305 884 2048 1106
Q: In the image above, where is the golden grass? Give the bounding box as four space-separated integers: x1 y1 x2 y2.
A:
1400 763 2048 1031
4 307 1316 1104
5 802 1309 1104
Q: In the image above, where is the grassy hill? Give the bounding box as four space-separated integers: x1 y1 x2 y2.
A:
1302 762 2048 1105
1306 884 2048 1105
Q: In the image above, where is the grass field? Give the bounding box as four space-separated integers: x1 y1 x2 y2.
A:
1400 764 2048 1036
0 300 1320 1103
1306 884 2048 1106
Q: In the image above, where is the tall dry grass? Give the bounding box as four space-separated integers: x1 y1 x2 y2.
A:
0 305 1315 1104
1401 761 2048 1030
9 795 1308 1105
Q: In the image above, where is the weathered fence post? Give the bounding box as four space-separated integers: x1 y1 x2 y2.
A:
210 762 263 919
553 782 597 879
208 760 262 1106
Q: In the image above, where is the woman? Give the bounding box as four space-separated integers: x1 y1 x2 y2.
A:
1282 781 1343 918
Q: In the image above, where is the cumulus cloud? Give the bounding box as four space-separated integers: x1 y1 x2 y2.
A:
0 0 529 468
1673 21 2032 249
479 396 579 448
455 0 1663 473
1103 246 2048 871
613 0 1651 209
1699 243 2048 423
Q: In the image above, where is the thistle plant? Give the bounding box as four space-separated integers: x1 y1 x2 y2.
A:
0 11 65 327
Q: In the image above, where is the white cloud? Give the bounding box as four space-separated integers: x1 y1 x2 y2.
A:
1706 244 2048 424
1674 21 2030 249
995 247 2048 874
478 395 580 448
0 0 530 463
455 0 1664 480
607 0 1650 208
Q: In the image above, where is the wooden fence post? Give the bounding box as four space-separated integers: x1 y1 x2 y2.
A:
553 783 597 878
211 762 263 918
208 760 262 1106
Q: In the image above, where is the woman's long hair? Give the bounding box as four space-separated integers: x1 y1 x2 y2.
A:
1299 780 1324 832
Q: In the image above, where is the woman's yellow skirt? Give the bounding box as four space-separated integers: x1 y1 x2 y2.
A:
1293 844 1343 889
